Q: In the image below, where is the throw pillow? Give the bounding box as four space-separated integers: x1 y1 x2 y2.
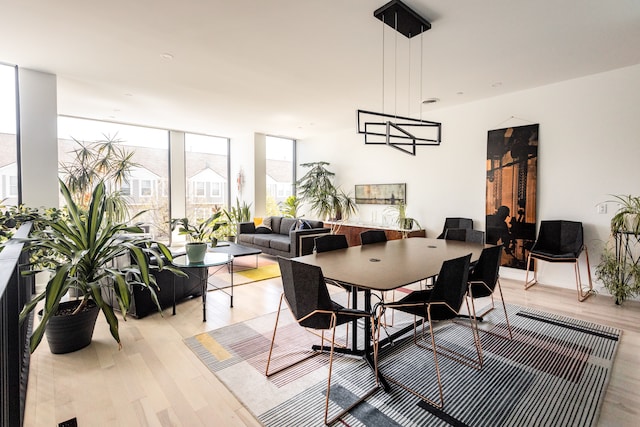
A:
255 225 272 234
262 217 272 229
298 219 312 230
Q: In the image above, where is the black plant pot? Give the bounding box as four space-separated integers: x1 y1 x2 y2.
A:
39 300 100 354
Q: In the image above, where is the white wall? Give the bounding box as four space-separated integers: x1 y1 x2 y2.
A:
297 64 640 292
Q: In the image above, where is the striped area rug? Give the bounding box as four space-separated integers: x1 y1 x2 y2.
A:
184 303 619 426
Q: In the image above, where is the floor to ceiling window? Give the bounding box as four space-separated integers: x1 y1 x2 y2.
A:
0 64 18 206
57 116 170 241
184 133 229 221
265 135 295 216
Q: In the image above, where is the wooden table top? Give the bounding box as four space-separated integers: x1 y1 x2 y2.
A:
293 237 486 291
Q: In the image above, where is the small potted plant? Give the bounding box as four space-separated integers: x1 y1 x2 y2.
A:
609 194 640 235
170 211 223 262
385 200 421 237
222 198 252 241
596 194 640 304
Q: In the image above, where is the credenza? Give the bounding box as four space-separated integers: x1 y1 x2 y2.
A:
324 221 426 246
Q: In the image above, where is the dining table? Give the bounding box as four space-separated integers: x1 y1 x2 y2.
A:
293 237 487 389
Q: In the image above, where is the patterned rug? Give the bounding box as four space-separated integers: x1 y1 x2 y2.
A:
206 257 280 288
184 302 620 426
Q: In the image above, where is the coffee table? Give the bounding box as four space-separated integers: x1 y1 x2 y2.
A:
172 252 234 321
208 241 262 270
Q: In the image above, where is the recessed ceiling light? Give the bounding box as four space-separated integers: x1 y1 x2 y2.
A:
491 82 502 88
456 91 464 95
160 53 174 60
422 98 440 104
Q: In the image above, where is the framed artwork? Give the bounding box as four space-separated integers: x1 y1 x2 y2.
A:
486 124 539 269
355 183 406 205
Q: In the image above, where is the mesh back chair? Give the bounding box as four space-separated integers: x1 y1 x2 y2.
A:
437 217 473 239
360 230 387 245
466 245 512 339
266 258 379 424
313 233 353 341
525 220 594 302
444 228 485 244
375 253 481 409
314 234 349 253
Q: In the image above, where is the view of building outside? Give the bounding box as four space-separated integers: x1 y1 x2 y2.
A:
184 133 229 221
58 117 171 241
0 64 18 206
266 135 295 216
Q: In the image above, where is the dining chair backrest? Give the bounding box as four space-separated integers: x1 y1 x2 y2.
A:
314 234 349 253
468 245 502 298
437 217 473 239
360 230 387 245
277 257 335 329
428 253 472 320
444 228 485 244
532 220 584 258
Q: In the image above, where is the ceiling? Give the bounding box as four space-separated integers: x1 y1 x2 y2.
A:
1 0 639 139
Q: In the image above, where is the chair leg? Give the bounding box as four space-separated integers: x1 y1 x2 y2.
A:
496 279 513 339
575 248 594 302
265 293 285 376
524 254 538 290
325 313 380 425
464 297 483 369
474 280 513 340
266 294 326 377
379 309 445 409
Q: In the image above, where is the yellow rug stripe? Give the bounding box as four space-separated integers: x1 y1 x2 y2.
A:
195 333 232 361
237 264 281 281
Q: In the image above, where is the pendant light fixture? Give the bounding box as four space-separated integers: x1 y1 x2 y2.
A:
357 0 441 156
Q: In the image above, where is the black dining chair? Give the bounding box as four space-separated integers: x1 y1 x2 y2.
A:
466 245 512 339
266 257 380 425
437 217 473 239
313 233 353 343
444 228 485 244
360 229 387 245
314 234 349 253
375 253 481 409
524 220 594 301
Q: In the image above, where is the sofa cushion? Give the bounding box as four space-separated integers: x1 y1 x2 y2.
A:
280 217 298 235
270 216 282 233
269 234 291 252
237 234 255 244
253 235 273 248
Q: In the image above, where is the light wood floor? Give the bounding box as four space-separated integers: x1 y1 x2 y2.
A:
24 258 640 426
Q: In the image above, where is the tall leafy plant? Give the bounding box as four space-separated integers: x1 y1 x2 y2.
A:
223 198 252 236
296 162 357 226
60 134 139 221
19 179 180 352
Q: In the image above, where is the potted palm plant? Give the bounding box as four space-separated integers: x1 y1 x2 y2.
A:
18 179 178 354
170 211 224 262
296 161 357 233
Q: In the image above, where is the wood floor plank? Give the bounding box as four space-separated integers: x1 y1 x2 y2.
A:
22 257 640 426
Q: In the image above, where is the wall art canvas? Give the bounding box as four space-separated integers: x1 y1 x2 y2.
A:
355 183 406 205
486 124 539 269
